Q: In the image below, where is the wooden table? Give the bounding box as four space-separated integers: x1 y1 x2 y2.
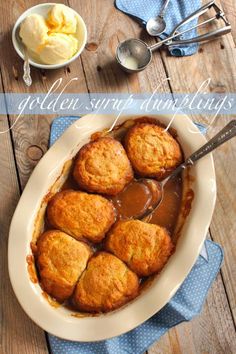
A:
1 0 236 353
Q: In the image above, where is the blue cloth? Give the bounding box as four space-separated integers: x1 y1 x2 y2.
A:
115 0 201 56
48 116 223 354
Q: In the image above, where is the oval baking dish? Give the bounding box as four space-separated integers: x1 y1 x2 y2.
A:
8 114 216 341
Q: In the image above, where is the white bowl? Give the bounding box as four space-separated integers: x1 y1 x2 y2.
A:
12 3 87 69
8 114 216 341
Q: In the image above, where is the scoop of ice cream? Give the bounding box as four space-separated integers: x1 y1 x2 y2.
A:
47 4 77 34
39 33 78 64
19 14 48 53
19 5 79 65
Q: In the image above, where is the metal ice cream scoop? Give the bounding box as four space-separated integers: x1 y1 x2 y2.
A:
116 1 231 73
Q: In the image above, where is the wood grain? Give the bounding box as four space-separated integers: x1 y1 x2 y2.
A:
0 88 48 353
69 0 170 93
221 0 236 44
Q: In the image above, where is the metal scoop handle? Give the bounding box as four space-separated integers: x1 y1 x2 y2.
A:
170 0 230 33
149 21 230 51
149 0 231 52
170 25 231 46
169 1 231 46
171 0 217 35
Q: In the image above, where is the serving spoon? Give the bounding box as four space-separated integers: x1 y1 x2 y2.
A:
16 25 32 87
114 120 236 221
146 0 171 36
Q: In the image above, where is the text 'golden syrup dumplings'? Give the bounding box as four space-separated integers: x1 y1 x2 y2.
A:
47 190 116 243
73 252 139 312
36 230 92 302
106 220 174 277
73 137 134 195
125 123 183 180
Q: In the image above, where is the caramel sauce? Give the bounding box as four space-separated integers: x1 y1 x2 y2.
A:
149 175 183 234
182 189 195 218
26 255 38 284
60 170 78 190
111 180 154 219
110 176 181 233
41 291 61 308
71 312 99 318
30 241 37 255
65 299 99 317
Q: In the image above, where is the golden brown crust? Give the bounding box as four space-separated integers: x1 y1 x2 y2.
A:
106 220 174 277
73 252 139 312
36 230 92 303
73 137 134 195
124 123 183 180
47 190 116 243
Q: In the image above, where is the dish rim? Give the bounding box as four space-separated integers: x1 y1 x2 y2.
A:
8 113 216 341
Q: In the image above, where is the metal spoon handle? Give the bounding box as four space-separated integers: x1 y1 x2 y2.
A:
23 49 32 87
186 120 236 164
159 0 171 18
166 120 236 183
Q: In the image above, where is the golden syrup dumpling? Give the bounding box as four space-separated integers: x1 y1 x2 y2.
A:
36 230 92 302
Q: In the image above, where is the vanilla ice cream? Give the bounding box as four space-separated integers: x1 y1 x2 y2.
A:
19 14 48 53
47 4 77 34
39 33 78 65
19 4 79 65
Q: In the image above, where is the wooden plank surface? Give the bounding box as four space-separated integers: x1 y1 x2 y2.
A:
158 0 236 323
0 0 235 353
0 78 48 353
221 0 236 43
70 0 171 93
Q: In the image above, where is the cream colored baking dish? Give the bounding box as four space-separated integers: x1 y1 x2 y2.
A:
8 114 216 341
